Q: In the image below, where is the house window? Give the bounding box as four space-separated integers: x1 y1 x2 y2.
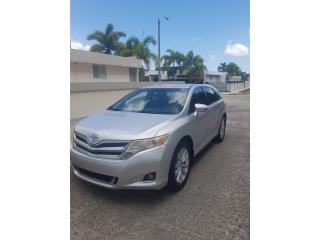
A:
92 64 106 79
129 68 137 82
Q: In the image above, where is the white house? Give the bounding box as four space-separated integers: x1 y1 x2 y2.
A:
70 49 142 82
229 76 242 82
204 70 227 83
144 69 227 83
144 70 167 82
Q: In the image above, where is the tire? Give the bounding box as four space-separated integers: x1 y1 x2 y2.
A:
216 115 226 143
167 141 192 192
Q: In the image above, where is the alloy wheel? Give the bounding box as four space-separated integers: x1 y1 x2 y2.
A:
220 118 225 139
174 147 190 183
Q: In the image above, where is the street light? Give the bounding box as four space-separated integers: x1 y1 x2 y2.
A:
157 16 169 81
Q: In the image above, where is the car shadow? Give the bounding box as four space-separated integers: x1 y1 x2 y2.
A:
71 138 221 206
192 138 219 166
71 172 173 206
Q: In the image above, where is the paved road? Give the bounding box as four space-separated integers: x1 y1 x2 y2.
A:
71 94 250 240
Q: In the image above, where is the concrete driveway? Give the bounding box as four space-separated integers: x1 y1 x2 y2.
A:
71 94 250 240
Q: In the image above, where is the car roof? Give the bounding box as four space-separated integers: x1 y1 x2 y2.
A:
143 84 202 89
142 84 218 92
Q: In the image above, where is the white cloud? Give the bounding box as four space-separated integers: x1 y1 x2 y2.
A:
224 42 249 56
70 40 91 51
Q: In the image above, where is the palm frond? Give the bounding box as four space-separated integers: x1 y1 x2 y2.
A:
87 31 104 42
105 23 114 35
143 35 156 46
116 31 126 38
126 37 140 49
120 49 133 57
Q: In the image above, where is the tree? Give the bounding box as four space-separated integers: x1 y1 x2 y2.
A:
162 49 185 69
87 23 126 55
119 36 157 70
218 62 242 80
240 72 250 81
181 51 206 82
226 62 241 76
217 62 227 72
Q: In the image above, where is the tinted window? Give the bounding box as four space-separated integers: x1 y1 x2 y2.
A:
212 91 222 102
189 87 208 113
203 87 221 104
108 88 189 115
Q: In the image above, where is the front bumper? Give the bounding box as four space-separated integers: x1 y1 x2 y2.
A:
70 143 175 190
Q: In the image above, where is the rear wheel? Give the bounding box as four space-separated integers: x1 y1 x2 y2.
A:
216 116 226 143
167 141 191 192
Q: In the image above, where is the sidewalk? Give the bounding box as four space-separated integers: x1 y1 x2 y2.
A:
222 87 250 95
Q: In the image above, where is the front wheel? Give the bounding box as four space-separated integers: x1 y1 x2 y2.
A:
216 116 226 143
167 141 191 192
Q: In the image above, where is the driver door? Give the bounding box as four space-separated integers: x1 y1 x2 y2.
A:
187 86 211 152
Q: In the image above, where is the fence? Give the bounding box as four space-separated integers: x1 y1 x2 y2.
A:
226 81 250 92
208 81 250 92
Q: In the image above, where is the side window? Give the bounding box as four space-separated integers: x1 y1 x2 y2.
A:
189 87 208 113
203 87 221 104
202 87 215 105
212 90 222 102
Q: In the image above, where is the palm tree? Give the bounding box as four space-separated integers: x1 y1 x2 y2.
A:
181 51 206 82
217 62 227 72
162 49 185 69
87 23 126 55
119 36 157 69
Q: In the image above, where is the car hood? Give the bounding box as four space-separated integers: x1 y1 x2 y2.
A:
74 110 178 140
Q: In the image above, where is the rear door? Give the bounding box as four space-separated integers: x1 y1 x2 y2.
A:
202 86 223 136
188 86 211 151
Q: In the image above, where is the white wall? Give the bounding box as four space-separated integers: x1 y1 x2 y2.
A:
205 74 226 83
70 62 136 83
71 62 92 82
71 89 131 119
106 65 129 82
70 81 185 120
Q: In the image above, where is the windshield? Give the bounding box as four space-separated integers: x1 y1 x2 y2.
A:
108 88 189 114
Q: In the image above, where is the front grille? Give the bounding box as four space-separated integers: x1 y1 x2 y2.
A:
74 132 130 159
74 165 118 184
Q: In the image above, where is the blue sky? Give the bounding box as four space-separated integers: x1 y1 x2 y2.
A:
71 0 250 72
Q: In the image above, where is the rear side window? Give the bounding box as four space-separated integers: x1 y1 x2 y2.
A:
189 87 208 113
212 91 222 102
202 86 221 104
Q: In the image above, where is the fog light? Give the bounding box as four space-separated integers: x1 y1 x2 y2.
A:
143 172 156 181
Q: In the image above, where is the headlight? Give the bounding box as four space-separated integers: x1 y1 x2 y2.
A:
121 134 168 160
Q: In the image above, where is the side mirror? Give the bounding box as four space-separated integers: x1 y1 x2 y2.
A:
195 103 208 112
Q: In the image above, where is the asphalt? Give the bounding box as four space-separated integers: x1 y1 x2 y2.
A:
70 93 250 240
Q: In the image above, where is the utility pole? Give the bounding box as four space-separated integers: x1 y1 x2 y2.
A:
157 17 161 81
157 17 169 82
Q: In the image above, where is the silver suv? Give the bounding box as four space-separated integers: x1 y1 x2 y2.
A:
71 84 226 191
